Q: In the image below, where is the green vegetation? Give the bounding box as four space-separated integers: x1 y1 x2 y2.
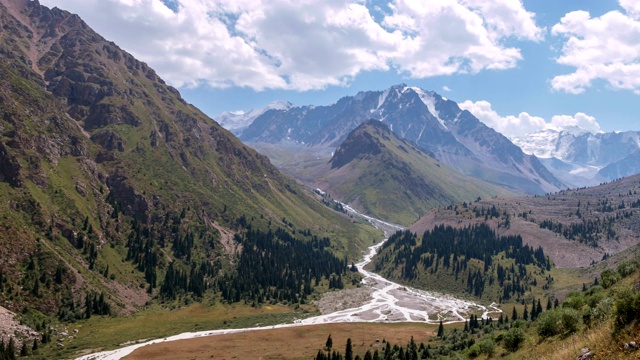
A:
320 120 511 226
372 225 551 301
326 257 640 360
0 2 380 358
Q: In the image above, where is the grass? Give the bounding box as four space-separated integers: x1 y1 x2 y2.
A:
124 322 438 360
55 302 304 359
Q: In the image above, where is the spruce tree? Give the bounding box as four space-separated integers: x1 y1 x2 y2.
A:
536 299 543 317
437 320 444 337
326 334 333 350
512 306 518 321
6 338 16 360
345 338 353 360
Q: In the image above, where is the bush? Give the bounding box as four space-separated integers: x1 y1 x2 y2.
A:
617 261 638 277
560 308 580 334
614 289 640 331
503 327 525 352
537 308 581 338
477 338 495 357
537 310 561 338
562 295 585 310
600 269 621 289
586 297 614 327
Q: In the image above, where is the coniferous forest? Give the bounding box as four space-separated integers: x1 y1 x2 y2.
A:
373 224 551 301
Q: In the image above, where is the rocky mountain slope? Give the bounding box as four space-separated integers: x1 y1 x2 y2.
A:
0 0 376 335
410 174 640 268
512 128 640 187
312 120 512 226
239 84 564 194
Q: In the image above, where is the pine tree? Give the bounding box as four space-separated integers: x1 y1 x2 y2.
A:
437 320 444 337
6 338 16 360
20 341 28 356
536 299 543 317
345 338 353 360
326 334 333 350
512 306 518 321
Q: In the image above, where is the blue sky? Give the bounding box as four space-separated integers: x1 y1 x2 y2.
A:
40 0 640 137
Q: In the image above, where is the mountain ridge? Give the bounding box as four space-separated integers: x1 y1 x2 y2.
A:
512 128 640 186
0 0 377 334
238 84 565 194
314 119 512 226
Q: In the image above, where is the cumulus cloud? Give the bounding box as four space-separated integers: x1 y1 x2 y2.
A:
459 100 601 137
40 0 542 91
458 100 546 137
442 85 452 92
549 113 601 133
551 1 640 94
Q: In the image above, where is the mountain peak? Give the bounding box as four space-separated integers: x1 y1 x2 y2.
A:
216 100 293 133
330 119 388 169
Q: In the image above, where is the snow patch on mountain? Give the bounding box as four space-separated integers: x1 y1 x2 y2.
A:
512 126 640 186
410 86 448 130
216 100 293 134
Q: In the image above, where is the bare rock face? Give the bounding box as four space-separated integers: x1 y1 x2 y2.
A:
106 172 149 223
0 142 22 187
91 129 125 152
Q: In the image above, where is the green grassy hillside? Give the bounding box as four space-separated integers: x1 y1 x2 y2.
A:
0 1 380 355
317 120 512 226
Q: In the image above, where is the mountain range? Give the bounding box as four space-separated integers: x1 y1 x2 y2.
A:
235 84 565 195
512 128 640 187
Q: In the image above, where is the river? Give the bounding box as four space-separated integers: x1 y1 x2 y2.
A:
76 203 499 360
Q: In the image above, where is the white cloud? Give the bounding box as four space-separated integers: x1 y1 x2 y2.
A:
550 113 601 133
40 0 542 91
551 2 640 94
442 85 452 92
459 100 601 137
459 100 546 137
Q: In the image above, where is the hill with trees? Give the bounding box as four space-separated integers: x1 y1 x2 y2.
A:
0 0 378 356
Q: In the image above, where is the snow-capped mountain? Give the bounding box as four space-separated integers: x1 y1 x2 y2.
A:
215 100 293 135
238 84 565 194
512 128 640 186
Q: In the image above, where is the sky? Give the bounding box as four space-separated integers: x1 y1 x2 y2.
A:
39 0 640 137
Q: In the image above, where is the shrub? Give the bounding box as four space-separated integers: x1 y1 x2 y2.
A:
503 327 525 352
537 308 581 338
560 308 580 334
537 310 561 338
617 261 638 277
586 297 614 327
600 269 621 289
562 295 585 310
614 289 640 331
477 338 495 357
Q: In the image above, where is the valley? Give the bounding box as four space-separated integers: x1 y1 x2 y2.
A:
0 1 639 360
76 207 499 360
